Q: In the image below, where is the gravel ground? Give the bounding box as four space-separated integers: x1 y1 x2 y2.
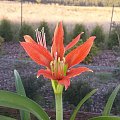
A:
0 42 120 114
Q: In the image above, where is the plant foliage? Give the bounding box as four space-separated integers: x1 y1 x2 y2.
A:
91 25 105 48
72 24 87 42
104 86 120 115
0 36 4 51
108 29 119 49
0 19 13 42
19 23 34 41
63 80 93 109
70 89 97 120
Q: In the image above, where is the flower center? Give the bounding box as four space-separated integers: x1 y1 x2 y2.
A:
50 54 67 80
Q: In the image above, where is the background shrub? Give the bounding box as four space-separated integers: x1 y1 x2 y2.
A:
38 21 51 45
21 75 45 100
84 43 99 64
21 75 54 108
0 36 4 51
0 36 4 45
0 19 13 42
12 23 20 41
108 25 120 51
112 45 120 56
91 25 105 48
72 24 87 42
112 58 120 81
19 23 34 41
63 80 93 110
107 29 119 50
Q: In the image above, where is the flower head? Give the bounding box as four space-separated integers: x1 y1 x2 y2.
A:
20 22 95 90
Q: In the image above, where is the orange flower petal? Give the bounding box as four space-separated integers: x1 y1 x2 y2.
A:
51 22 65 59
58 77 70 90
65 36 96 68
37 69 53 79
66 67 92 78
20 42 53 68
24 35 37 44
65 32 84 51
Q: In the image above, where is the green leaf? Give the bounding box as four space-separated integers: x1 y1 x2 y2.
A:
0 90 50 120
102 84 120 116
89 116 120 120
70 89 97 120
14 70 26 96
0 115 16 120
14 70 31 120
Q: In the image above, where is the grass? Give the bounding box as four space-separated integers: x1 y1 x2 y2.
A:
0 1 120 32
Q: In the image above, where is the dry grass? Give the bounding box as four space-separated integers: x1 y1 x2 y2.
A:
0 1 120 32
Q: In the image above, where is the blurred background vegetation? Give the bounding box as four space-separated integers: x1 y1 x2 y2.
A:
2 0 120 7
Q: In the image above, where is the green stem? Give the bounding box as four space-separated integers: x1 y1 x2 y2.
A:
55 93 63 120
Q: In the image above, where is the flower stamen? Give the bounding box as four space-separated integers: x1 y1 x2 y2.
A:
35 28 47 49
50 56 66 80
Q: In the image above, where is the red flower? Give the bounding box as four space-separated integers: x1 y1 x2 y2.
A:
20 22 95 90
